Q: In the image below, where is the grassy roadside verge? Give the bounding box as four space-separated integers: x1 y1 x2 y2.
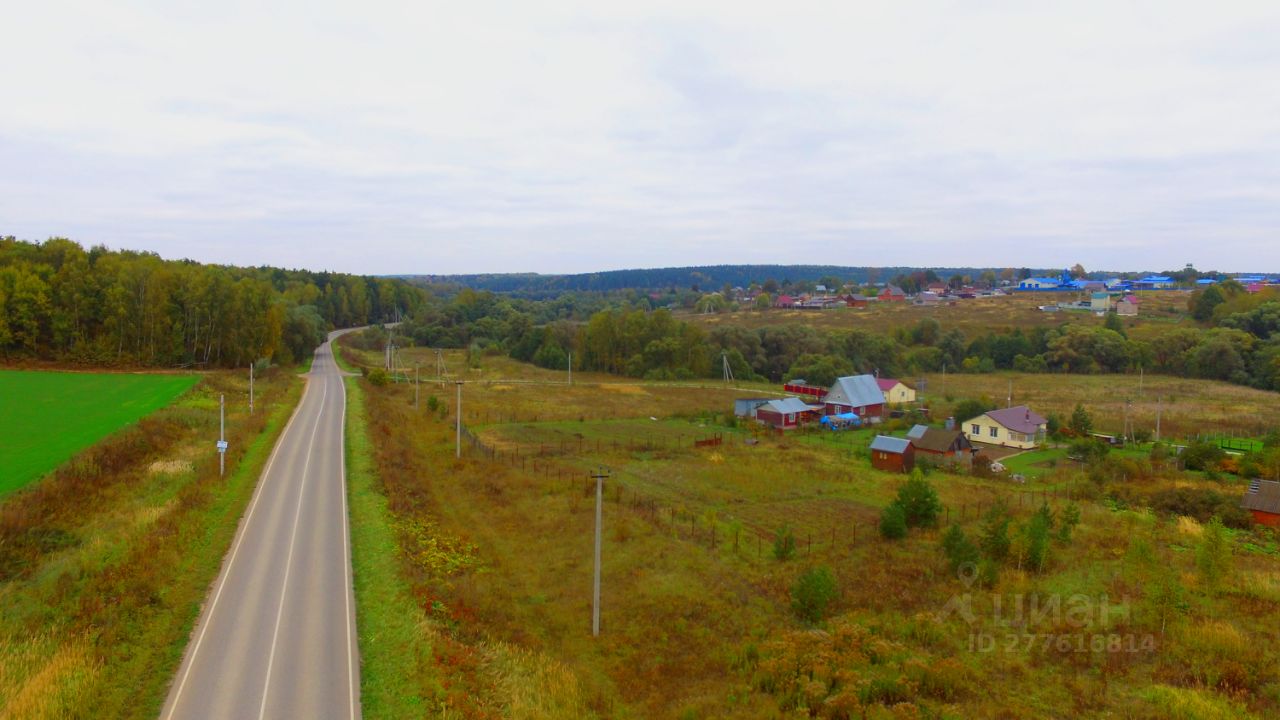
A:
0 370 302 719
345 376 438 717
128 377 304 714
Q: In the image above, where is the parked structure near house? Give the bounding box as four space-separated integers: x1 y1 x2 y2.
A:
733 398 773 418
878 285 907 302
781 381 827 400
1116 295 1140 316
870 435 914 473
754 397 820 430
907 424 975 463
1242 479 1280 527
1090 292 1111 312
876 378 916 405
962 405 1047 449
823 375 885 420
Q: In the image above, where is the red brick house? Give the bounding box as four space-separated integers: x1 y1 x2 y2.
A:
870 435 914 473
1242 480 1280 527
844 294 870 308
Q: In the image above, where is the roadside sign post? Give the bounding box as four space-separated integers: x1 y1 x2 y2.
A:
218 393 227 476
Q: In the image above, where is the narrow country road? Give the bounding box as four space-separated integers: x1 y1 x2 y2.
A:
162 330 360 720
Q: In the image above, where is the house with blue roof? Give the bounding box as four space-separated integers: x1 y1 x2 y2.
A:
1133 276 1176 290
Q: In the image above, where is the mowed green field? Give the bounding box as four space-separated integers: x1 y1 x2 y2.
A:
0 370 199 496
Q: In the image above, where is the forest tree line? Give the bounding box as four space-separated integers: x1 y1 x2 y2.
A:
0 237 428 367
397 282 1280 391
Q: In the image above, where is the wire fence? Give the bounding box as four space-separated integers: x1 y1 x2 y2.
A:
456 418 1096 563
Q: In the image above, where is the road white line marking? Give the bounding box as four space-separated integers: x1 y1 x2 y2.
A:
337 346 358 719
257 379 329 720
164 369 314 720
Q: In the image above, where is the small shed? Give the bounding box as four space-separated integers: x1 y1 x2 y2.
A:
1116 295 1140 316
910 427 975 463
870 435 914 473
1242 479 1280 527
734 398 772 418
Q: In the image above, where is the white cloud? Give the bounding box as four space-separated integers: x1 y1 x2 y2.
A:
2 0 1279 273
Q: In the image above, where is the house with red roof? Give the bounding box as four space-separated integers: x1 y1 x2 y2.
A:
775 294 796 308
876 378 916 405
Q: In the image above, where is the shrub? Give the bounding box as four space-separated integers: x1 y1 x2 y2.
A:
1182 441 1225 471
880 502 907 540
979 501 1012 562
773 524 796 561
895 470 942 528
791 566 838 623
366 368 390 386
1196 517 1232 594
1069 403 1093 436
1069 437 1110 464
1057 503 1081 543
941 525 979 574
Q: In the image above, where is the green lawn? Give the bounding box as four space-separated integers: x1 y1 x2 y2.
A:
0 370 199 496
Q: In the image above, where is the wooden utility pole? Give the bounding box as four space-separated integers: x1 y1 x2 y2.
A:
591 469 610 637
455 381 463 458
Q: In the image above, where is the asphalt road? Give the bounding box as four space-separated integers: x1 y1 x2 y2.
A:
162 331 360 720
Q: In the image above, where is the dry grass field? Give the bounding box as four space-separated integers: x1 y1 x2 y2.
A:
919 371 1280 441
684 290 1193 340
343 337 1280 719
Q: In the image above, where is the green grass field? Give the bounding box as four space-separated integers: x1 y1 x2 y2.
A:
0 370 199 496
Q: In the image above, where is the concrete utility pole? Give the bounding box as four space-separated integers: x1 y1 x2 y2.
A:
415 363 420 410
249 362 254 414
568 351 572 386
217 394 227 476
591 468 610 637
455 381 463 459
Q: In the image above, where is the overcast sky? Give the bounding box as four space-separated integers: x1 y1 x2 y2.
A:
3 1 1279 275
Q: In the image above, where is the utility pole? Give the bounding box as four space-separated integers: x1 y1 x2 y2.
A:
415 363 420 410
591 468 610 637
1007 379 1012 409
568 351 572 386
249 362 254 414
722 352 734 385
455 381 463 459
1156 396 1162 442
217 394 227 476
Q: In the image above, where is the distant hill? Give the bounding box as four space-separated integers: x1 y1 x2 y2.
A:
397 265 1028 296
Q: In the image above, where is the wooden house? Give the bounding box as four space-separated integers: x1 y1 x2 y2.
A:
962 405 1047 449
870 435 914 473
1116 295 1140 316
876 378 916 405
1242 480 1280 527
878 285 907 302
823 375 885 420
754 397 820 430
